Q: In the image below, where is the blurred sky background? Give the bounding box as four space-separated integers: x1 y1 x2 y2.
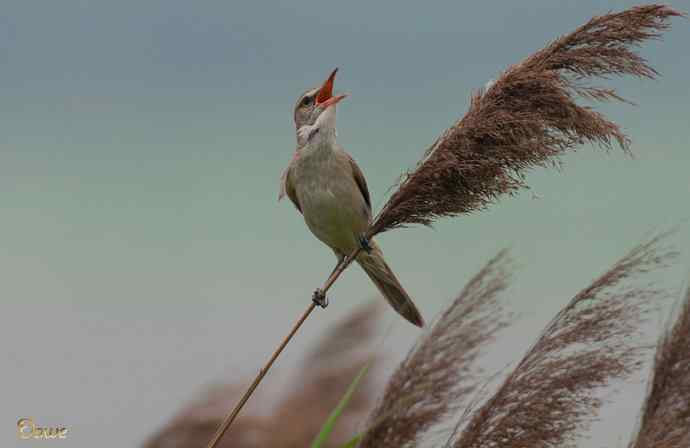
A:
2 1 689 446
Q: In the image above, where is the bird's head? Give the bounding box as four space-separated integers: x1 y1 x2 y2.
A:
293 68 348 145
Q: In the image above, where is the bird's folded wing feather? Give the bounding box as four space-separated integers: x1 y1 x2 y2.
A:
345 152 371 213
279 157 302 213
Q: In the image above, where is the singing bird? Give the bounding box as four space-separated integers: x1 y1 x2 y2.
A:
279 69 425 327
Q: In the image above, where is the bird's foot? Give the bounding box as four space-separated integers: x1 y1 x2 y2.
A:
359 235 373 254
312 289 329 308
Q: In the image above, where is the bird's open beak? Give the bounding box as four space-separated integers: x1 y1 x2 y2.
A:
316 68 338 105
316 68 348 109
319 93 348 109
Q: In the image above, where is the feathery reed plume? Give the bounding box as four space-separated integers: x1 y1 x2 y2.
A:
144 303 382 448
369 5 682 236
452 233 678 448
630 282 690 448
359 250 514 447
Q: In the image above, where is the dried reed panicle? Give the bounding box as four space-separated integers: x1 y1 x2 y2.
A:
143 303 382 448
452 234 678 448
370 5 682 236
359 250 514 447
630 283 690 448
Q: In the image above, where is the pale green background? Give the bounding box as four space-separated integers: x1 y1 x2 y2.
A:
2 1 689 447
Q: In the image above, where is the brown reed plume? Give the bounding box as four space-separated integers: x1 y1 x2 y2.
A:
145 302 382 448
359 250 514 447
370 5 682 236
630 282 690 448
452 233 678 448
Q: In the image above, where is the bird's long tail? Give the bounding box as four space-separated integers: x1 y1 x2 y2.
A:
356 241 425 327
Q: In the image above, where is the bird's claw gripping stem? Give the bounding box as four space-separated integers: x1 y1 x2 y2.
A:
359 235 372 254
312 289 329 308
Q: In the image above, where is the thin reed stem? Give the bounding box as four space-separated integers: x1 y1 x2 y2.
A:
205 246 363 448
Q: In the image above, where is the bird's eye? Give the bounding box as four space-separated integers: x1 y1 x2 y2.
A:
301 96 314 107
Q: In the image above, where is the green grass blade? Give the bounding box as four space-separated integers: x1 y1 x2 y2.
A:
310 362 371 448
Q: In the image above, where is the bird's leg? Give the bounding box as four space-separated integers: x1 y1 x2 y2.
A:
359 234 373 254
312 252 349 309
312 288 329 308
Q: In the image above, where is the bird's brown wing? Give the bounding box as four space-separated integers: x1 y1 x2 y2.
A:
279 159 302 214
346 153 372 213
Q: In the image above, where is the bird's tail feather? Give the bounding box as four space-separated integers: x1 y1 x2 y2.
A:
357 241 424 327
